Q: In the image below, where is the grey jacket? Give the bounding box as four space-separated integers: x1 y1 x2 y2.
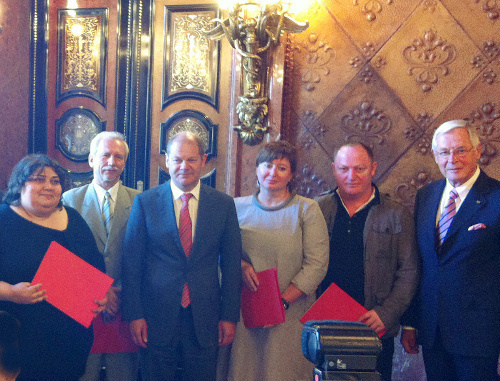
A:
63 182 141 287
315 188 420 337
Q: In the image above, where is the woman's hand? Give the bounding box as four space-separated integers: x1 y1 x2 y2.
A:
241 260 259 292
9 282 47 304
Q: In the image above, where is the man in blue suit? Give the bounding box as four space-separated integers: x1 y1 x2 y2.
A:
122 131 242 381
401 120 500 380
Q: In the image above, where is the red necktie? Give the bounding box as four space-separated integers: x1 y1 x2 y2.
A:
180 193 193 308
437 189 459 245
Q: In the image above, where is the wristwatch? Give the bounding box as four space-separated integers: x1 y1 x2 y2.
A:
282 298 290 310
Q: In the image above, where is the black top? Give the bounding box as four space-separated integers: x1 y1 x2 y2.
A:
319 189 380 305
0 204 104 381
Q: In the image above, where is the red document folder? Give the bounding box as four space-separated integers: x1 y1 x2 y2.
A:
32 241 114 328
91 313 139 353
241 268 285 328
300 283 386 338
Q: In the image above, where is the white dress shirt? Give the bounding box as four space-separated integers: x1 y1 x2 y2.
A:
93 180 120 215
170 180 201 239
436 167 480 225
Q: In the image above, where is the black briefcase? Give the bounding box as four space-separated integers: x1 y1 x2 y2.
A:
302 320 382 372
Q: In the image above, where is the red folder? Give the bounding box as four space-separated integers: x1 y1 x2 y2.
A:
90 313 139 353
32 241 114 328
241 268 285 328
300 283 386 338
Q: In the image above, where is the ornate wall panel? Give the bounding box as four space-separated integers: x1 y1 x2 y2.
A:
442 0 500 47
162 5 220 110
150 0 232 190
277 2 500 375
159 109 218 161
44 0 120 175
322 0 420 55
281 0 500 209
55 107 106 161
288 2 361 117
56 8 108 106
373 1 483 116
28 0 151 190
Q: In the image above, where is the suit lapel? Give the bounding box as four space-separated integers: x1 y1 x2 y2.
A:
163 182 186 257
441 172 489 251
83 184 107 248
191 184 211 259
106 183 132 248
419 180 445 254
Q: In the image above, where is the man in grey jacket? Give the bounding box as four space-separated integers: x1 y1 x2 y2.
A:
63 131 140 381
315 143 419 381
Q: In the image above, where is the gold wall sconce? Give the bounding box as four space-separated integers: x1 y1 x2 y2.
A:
204 0 309 145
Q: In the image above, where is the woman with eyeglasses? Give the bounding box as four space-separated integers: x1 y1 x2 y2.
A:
0 154 106 381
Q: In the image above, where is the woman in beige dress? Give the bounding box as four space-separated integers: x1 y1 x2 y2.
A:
228 141 329 381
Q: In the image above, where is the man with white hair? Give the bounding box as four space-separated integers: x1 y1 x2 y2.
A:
402 120 500 380
63 131 140 381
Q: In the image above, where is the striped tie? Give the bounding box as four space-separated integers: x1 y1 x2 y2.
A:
102 191 112 236
179 193 193 308
437 189 459 245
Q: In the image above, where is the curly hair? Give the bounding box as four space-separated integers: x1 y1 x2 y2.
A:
3 154 66 207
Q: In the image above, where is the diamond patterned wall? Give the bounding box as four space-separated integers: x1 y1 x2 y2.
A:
277 2 500 377
284 0 500 210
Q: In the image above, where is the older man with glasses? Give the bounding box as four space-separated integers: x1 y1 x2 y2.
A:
402 120 500 381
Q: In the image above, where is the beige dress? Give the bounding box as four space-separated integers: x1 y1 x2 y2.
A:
228 193 329 381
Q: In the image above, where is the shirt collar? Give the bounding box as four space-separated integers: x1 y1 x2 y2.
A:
335 185 378 215
170 180 201 201
443 166 480 201
93 180 120 202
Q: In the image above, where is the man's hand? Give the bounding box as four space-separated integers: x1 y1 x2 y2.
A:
130 318 148 348
401 328 419 354
93 295 108 314
218 321 236 345
104 287 120 316
358 309 386 335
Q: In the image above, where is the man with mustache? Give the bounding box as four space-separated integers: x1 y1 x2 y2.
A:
63 131 140 381
315 143 419 381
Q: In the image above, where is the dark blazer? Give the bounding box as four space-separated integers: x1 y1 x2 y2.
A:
62 182 140 285
121 181 242 348
413 170 500 357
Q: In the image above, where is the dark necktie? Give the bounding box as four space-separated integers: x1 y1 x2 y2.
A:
180 193 193 308
437 189 459 245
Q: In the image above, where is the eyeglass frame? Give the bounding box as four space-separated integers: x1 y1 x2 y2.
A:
434 146 477 159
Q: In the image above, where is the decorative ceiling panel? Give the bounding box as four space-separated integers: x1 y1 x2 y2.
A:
289 1 362 117
315 65 418 182
321 0 420 56
373 0 484 116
